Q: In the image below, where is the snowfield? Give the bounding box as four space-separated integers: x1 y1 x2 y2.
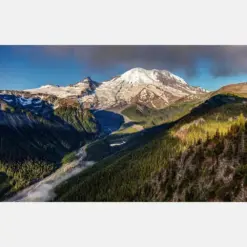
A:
120 68 188 85
25 77 97 98
26 84 87 98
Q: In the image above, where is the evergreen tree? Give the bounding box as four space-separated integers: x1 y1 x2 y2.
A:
238 113 245 130
214 129 220 140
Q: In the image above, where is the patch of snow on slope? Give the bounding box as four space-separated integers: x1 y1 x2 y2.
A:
40 85 57 89
26 86 80 98
33 99 42 104
18 97 33 106
110 141 126 147
2 98 13 103
25 82 92 98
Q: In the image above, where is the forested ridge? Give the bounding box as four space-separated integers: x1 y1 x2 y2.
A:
55 93 247 202
54 101 98 134
0 95 99 200
121 99 203 128
136 115 247 201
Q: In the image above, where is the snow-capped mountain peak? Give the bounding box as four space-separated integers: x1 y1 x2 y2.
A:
82 76 93 83
73 77 94 86
21 68 207 110
118 68 188 85
81 67 207 109
25 77 99 98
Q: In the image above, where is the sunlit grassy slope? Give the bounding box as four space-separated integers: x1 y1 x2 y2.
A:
121 98 204 128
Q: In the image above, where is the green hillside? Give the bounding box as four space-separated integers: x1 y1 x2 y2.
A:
0 96 99 200
121 99 204 128
54 93 247 202
54 102 98 133
135 118 247 202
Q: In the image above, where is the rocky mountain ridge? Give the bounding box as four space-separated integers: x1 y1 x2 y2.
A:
4 68 208 111
25 76 99 98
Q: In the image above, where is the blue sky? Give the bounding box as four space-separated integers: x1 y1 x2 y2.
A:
1 45 247 91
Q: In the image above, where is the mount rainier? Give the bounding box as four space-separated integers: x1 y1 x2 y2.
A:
8 68 208 110
81 68 208 109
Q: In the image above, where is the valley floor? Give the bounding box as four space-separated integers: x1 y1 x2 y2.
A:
6 145 94 202
5 109 141 202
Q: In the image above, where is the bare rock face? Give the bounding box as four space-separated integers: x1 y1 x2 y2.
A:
81 68 208 109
